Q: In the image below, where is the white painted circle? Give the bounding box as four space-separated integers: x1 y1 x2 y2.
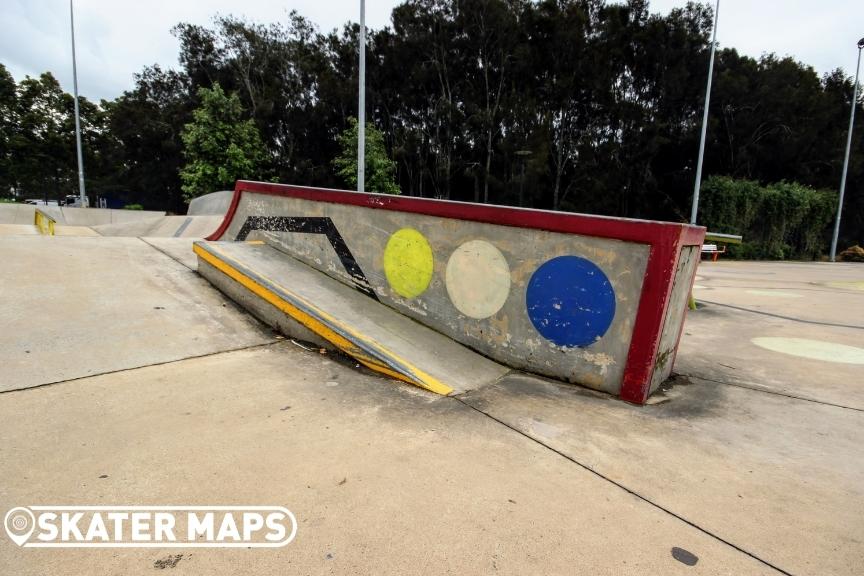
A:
745 289 802 298
446 240 511 319
751 337 864 365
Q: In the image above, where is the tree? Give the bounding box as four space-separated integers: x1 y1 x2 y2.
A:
107 65 191 211
179 82 267 201
0 64 17 195
333 117 400 194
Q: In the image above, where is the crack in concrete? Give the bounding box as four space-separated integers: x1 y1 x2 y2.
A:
698 300 864 330
678 372 864 413
0 341 282 395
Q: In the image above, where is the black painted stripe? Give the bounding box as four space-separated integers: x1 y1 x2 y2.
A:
236 216 379 301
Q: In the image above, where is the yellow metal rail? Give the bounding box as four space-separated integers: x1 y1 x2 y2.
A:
34 209 55 236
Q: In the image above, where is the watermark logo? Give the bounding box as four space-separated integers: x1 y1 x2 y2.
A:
4 506 297 548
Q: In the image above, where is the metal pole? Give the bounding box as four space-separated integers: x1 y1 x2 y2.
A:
357 0 366 193
519 160 525 207
70 0 86 207
690 0 720 224
830 42 863 262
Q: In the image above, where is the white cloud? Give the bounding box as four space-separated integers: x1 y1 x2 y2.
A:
1 0 861 101
648 0 862 77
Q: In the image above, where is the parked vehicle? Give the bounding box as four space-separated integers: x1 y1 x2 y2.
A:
63 195 89 207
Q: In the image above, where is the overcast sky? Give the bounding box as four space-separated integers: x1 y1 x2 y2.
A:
2 0 861 102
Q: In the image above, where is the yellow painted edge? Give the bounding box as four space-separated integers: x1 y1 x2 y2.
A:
205 244 453 395
193 243 454 396
34 210 55 236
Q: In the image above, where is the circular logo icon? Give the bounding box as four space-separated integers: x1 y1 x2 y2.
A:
4 507 35 546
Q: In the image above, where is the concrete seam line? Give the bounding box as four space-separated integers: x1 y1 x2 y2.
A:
0 341 282 396
699 300 864 330
452 395 793 576
138 237 196 272
679 372 864 413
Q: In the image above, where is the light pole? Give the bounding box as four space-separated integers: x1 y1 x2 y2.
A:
70 0 87 207
357 0 366 193
830 37 864 262
515 150 532 207
690 0 720 224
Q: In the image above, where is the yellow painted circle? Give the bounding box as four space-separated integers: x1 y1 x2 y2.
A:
383 228 434 299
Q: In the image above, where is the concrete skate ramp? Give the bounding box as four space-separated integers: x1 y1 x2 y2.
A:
205 181 705 404
37 205 165 226
187 190 234 215
0 204 36 224
195 240 510 395
93 215 223 238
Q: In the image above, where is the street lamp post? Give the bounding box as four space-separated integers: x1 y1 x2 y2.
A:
829 37 864 262
70 0 87 207
357 0 366 193
690 0 720 225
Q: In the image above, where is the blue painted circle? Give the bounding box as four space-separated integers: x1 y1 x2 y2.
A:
526 256 616 348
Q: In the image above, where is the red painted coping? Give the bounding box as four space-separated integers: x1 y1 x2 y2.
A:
208 181 706 404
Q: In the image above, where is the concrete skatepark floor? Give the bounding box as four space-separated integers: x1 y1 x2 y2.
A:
1 235 862 575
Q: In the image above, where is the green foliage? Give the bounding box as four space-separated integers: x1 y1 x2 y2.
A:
179 83 267 202
333 117 400 195
123 203 144 210
699 176 836 260
106 65 191 213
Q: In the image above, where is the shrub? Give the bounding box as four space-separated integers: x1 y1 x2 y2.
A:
699 176 836 260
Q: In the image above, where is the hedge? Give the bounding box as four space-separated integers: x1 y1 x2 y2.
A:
698 176 836 260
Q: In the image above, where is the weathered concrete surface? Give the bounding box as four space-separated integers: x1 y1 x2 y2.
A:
93 215 223 238
691 261 864 328
187 190 233 215
460 373 864 576
196 240 511 395
0 236 276 391
680 260 864 409
0 344 777 576
0 223 39 235
140 237 200 270
650 245 700 393
0 204 36 224
36 206 165 226
53 225 100 237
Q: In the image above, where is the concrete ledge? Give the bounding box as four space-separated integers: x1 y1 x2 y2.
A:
194 240 510 395
206 181 706 403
